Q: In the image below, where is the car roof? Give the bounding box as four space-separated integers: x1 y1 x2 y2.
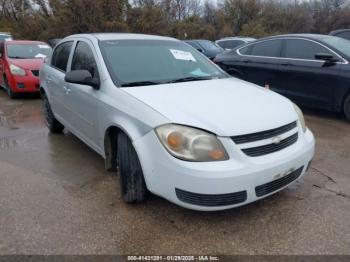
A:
184 39 213 42
330 29 350 35
260 34 334 41
217 37 256 42
65 33 178 42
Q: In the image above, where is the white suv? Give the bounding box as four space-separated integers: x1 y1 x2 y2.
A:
39 33 315 211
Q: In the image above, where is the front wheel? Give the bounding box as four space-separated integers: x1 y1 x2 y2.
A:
344 94 350 121
42 92 64 133
3 76 16 99
117 132 147 203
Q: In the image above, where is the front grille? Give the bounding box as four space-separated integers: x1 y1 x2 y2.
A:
175 188 247 207
255 166 304 197
232 121 297 144
242 133 298 157
31 70 39 77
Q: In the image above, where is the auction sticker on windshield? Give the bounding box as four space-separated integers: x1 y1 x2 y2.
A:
170 49 196 62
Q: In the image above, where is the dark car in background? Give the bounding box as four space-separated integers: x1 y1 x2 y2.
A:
184 40 224 60
216 37 256 50
329 29 350 41
214 34 350 121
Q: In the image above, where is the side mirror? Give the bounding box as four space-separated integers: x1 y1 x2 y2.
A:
315 53 339 64
64 70 100 89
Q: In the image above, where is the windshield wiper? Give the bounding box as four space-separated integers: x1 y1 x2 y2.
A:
167 76 214 83
120 81 162 87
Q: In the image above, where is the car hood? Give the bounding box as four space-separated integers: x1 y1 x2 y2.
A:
8 58 45 70
122 78 298 137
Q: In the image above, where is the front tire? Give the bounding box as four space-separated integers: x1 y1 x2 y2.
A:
117 132 147 203
42 92 64 133
344 94 350 121
3 75 16 99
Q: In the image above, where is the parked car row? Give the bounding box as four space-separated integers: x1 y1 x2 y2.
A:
1 30 348 211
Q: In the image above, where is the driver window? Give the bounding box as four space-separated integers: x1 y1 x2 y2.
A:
71 41 99 79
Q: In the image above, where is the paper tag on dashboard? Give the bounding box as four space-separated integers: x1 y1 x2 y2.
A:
170 49 196 62
35 53 47 58
38 45 50 49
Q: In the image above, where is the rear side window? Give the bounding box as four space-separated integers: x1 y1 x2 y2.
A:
285 39 331 60
250 40 283 57
336 31 350 41
51 41 73 72
238 45 250 55
71 41 99 79
219 40 244 49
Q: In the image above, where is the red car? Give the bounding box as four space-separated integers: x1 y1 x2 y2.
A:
0 40 52 98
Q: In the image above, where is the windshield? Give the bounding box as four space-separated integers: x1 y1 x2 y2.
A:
321 36 350 58
7 44 52 59
198 40 223 51
100 40 228 86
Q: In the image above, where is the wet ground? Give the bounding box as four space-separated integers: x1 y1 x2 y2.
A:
0 89 350 255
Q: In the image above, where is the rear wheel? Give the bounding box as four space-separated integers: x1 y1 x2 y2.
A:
42 92 64 133
344 94 350 121
117 132 147 203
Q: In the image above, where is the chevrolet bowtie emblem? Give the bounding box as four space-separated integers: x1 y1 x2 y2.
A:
271 136 282 144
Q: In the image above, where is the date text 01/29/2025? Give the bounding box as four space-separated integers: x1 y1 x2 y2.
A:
127 255 219 261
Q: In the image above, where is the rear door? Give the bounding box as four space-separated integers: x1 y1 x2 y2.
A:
277 38 342 110
48 41 74 121
229 39 284 93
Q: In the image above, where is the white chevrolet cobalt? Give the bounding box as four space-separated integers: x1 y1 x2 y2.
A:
39 33 315 211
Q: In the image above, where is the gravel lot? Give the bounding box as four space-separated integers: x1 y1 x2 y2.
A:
0 90 350 255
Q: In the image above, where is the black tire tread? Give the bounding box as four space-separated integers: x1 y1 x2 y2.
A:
344 94 350 121
42 93 64 133
117 132 147 203
3 75 16 99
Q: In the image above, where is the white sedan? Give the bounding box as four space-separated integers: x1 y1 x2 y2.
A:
39 33 315 211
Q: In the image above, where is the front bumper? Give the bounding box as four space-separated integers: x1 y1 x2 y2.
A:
7 72 40 93
134 126 315 211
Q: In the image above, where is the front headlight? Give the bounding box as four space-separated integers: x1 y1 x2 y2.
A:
293 103 306 132
10 64 26 76
155 124 229 162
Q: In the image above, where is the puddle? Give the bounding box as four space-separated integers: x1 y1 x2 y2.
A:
0 137 18 149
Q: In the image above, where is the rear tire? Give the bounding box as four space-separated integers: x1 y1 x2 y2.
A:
117 132 147 203
42 92 64 133
344 95 350 121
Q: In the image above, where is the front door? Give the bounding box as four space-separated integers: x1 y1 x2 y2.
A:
63 40 100 145
277 38 341 110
